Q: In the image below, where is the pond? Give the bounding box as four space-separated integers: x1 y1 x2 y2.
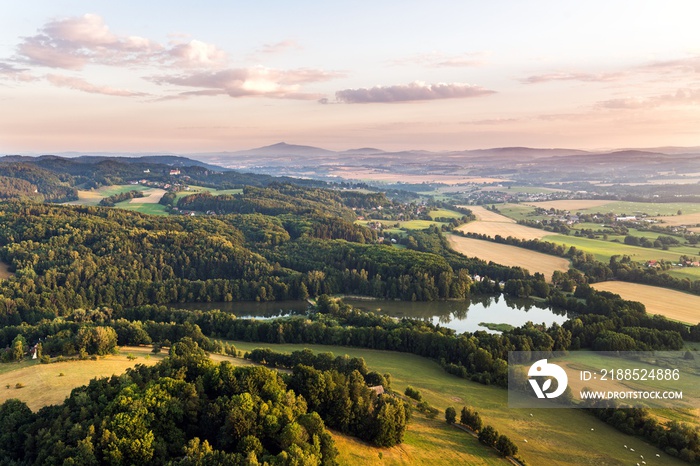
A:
344 294 568 334
174 294 568 334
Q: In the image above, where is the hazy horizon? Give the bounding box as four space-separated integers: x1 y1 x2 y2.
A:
2 1 700 153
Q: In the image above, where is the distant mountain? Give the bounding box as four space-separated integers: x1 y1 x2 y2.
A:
340 148 385 155
230 142 336 157
461 147 591 158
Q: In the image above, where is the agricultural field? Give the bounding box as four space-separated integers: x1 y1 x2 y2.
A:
114 202 169 216
175 185 243 201
590 281 700 324
0 346 166 411
491 203 541 221
356 219 448 232
480 186 570 194
541 234 690 263
523 199 613 211
651 212 700 227
571 201 700 217
667 266 700 281
447 234 570 280
455 206 551 241
64 184 151 206
231 341 686 466
428 208 465 219
0 346 258 412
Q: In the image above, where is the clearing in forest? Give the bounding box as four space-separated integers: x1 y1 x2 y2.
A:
447 234 569 281
590 281 700 324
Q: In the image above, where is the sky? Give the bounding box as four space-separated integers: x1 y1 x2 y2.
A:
1 1 700 153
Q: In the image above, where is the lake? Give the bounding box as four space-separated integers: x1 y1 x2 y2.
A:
344 295 568 334
174 294 567 333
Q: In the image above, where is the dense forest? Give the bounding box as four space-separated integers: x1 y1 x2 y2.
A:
0 339 343 465
2 158 700 463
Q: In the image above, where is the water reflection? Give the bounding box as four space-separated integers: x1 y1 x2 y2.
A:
344 294 568 334
172 294 568 334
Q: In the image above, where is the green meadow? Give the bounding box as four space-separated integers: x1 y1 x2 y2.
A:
231 341 684 466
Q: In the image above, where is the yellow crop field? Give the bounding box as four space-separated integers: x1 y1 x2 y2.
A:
590 281 700 324
455 206 551 241
129 188 166 204
523 199 613 211
447 235 570 281
651 212 700 227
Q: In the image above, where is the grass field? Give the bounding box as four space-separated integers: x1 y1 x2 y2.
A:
231 341 685 466
0 346 166 411
447 234 570 281
115 202 169 216
542 234 688 263
590 281 700 324
667 267 700 281
523 199 613 211
577 201 700 217
0 346 257 412
65 184 151 206
455 206 552 241
0 260 12 280
176 185 243 201
357 219 448 231
332 413 507 466
491 204 540 221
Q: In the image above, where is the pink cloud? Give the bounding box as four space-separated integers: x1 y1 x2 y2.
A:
258 40 302 54
46 74 148 97
597 88 700 109
0 62 38 81
334 81 495 103
15 14 230 70
151 66 341 100
390 51 487 68
522 72 625 84
641 55 700 74
168 40 227 68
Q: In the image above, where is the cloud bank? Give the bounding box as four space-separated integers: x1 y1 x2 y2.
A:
334 81 495 103
152 67 342 100
46 74 147 97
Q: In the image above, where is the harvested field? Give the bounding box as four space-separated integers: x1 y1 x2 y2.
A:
591 281 700 324
129 188 166 203
0 346 252 411
0 261 12 279
455 206 551 240
651 212 700 227
523 199 613 211
447 234 569 281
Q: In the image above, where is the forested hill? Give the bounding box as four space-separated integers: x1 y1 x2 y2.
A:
0 185 488 325
0 155 327 202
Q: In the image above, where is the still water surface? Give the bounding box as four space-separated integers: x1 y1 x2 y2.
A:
174 294 567 334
